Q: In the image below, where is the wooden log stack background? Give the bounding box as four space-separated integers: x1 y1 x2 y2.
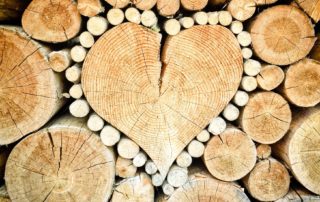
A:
0 0 320 201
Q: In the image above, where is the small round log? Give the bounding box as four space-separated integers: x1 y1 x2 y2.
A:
132 0 157 10
116 156 137 178
22 0 81 43
133 151 147 167
141 10 158 27
193 11 208 25
100 125 121 146
232 90 249 107
104 0 129 8
244 59 261 76
164 19 181 36
5 116 116 201
77 0 104 17
157 0 180 17
179 17 194 28
257 64 284 91
256 144 272 160
48 49 71 72
167 165 188 188
69 99 90 118
240 92 291 144
218 11 232 26
208 12 219 25
117 138 140 159
87 113 104 132
222 103 240 121
242 158 290 201
176 151 192 168
208 116 226 135
181 0 208 11
196 130 210 142
227 0 256 22
125 7 141 24
187 140 204 158
87 16 108 36
240 76 257 92
69 84 83 99
107 8 125 26
203 127 256 181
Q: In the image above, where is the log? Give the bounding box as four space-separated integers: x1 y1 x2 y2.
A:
132 0 157 10
179 17 194 29
0 27 65 144
162 181 175 196
105 0 129 8
157 0 180 17
187 140 204 158
256 144 271 159
125 7 141 24
79 31 95 48
167 165 188 188
65 64 81 83
100 125 121 146
5 115 116 201
196 130 210 142
81 23 243 176
273 106 320 195
208 116 226 135
203 126 256 181
69 99 90 118
152 172 165 186
181 0 208 11
87 113 104 132
276 186 320 202
240 92 291 144
242 158 290 201
218 11 232 26
281 58 320 107
241 47 253 59
141 10 158 27
207 12 219 25
237 31 251 47
240 76 257 92
48 49 71 72
257 64 284 91
133 151 147 167
222 103 240 121
145 160 158 175
69 84 83 99
227 0 256 22
310 34 320 61
117 137 140 159
77 0 104 17
70 45 87 63
176 151 192 168
107 8 125 26
164 19 181 36
230 21 243 34
232 90 249 107
22 0 81 43
295 0 320 23
193 11 208 25
116 157 137 178
254 0 278 5
0 0 31 21
87 16 108 36
244 59 261 76
0 186 10 202
111 173 154 202
166 169 250 202
249 5 316 65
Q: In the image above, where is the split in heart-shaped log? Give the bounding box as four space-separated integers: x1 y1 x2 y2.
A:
82 23 243 176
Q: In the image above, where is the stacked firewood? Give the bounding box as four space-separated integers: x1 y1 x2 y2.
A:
0 0 320 201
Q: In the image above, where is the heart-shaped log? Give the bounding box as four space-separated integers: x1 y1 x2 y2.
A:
82 23 243 176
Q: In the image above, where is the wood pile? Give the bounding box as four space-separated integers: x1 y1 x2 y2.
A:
0 0 320 201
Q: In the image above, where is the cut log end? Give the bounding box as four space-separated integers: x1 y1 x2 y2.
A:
240 92 291 144
105 0 130 8
181 0 208 11
0 27 65 145
203 127 257 181
256 144 272 159
22 0 81 43
117 138 140 159
5 116 116 201
132 0 157 10
227 0 256 22
295 0 320 22
157 0 180 16
48 49 71 72
116 156 137 178
257 64 284 91
77 0 104 17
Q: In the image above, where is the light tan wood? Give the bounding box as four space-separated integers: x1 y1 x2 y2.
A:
111 173 154 202
254 0 278 5
157 0 179 16
125 7 141 24
70 45 87 63
230 21 243 34
218 11 232 26
240 76 257 92
69 99 90 118
164 19 181 36
5 116 115 201
87 16 108 36
100 125 121 146
222 103 239 121
116 157 137 178
244 59 261 76
179 17 194 28
87 113 104 131
241 47 253 59
145 160 158 175
117 138 140 159
0 27 65 145
240 92 291 144
79 31 95 48
65 64 81 83
132 0 157 10
256 144 271 159
281 58 320 107
273 106 320 195
141 10 158 27
196 130 210 142
48 49 71 72
208 12 219 25
249 5 316 65
237 31 251 47
22 0 81 43
187 140 204 158
77 0 104 17
227 0 256 22
162 181 174 196
208 116 226 135
295 0 320 22
152 172 165 186
105 0 129 8
133 151 147 167
167 165 188 187
166 170 250 202
243 158 290 201
181 0 208 10
107 8 125 26
69 84 83 99
0 0 31 21
276 186 320 202
232 90 249 107
82 22 243 176
193 11 208 25
257 64 284 91
204 127 256 181
176 151 192 168
310 34 320 61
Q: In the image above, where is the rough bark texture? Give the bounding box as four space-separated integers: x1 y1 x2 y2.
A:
249 5 316 65
281 58 320 107
243 158 290 201
82 22 243 176
240 91 291 144
111 173 154 202
22 0 82 43
0 26 65 145
295 0 320 23
5 116 116 202
203 126 256 181
0 0 31 21
165 169 250 202
273 106 320 195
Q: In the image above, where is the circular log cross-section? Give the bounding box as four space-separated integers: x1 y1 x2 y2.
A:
243 158 290 201
167 171 250 202
295 0 320 23
181 0 208 11
203 127 256 181
5 116 116 202
157 0 180 16
257 64 284 91
249 5 315 65
82 22 243 176
0 27 65 144
22 0 81 43
240 92 291 144
273 106 320 195
281 58 320 107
